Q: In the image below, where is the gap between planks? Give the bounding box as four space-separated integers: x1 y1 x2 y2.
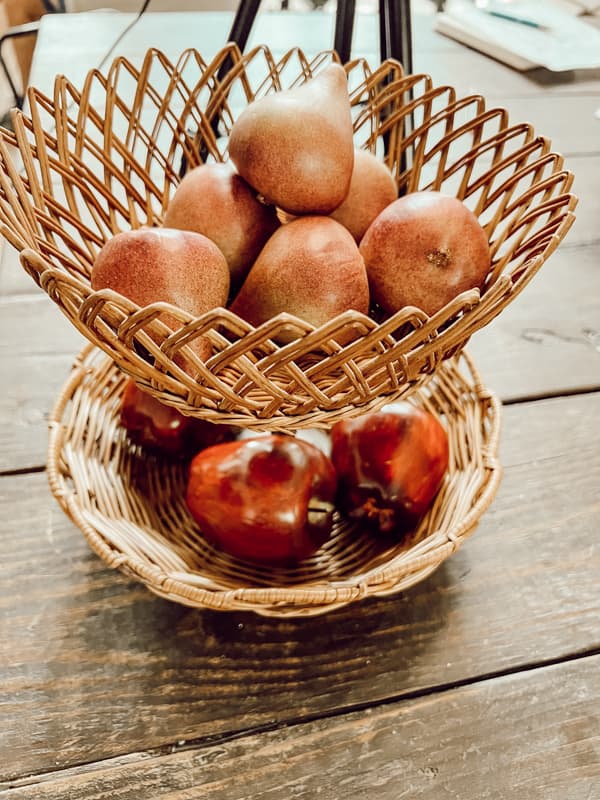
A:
2 645 599 793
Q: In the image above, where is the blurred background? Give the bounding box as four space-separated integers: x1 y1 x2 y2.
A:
0 0 367 120
1 0 596 120
4 0 431 121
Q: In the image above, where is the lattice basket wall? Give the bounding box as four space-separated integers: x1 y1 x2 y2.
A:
0 44 577 430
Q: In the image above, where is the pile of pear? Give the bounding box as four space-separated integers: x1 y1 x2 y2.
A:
92 63 490 363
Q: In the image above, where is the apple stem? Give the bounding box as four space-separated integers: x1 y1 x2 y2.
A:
361 496 396 533
307 499 335 527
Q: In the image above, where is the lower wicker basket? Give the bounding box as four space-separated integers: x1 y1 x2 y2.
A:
47 345 502 617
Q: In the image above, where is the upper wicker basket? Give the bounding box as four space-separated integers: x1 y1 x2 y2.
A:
0 44 576 430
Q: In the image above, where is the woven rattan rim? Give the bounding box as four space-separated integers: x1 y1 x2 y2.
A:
47 344 502 617
0 45 577 430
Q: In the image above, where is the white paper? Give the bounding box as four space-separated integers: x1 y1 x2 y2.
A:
435 0 600 72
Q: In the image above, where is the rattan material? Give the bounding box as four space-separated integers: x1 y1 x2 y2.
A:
0 45 576 430
47 344 502 617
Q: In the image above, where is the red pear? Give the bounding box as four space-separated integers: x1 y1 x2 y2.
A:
229 216 369 340
360 191 491 317
91 227 230 362
330 149 398 243
228 63 354 215
163 162 279 291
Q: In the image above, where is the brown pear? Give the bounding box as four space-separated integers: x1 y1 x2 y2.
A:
228 63 354 215
229 217 369 340
91 227 230 362
163 162 279 292
330 149 398 243
360 191 491 317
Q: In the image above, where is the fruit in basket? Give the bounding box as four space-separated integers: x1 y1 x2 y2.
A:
330 402 449 535
91 227 230 362
228 63 354 215
360 191 491 317
185 435 338 565
163 162 280 292
330 149 398 242
229 216 369 341
120 379 237 457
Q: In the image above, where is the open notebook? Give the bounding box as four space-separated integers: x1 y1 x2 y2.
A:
434 1 600 71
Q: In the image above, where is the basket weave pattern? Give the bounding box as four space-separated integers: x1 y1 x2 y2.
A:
47 345 502 617
0 45 576 430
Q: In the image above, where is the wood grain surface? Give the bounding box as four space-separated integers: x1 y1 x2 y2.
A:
468 242 600 401
3 657 599 798
2 392 599 780
0 297 83 473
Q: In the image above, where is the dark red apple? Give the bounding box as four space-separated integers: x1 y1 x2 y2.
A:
330 402 449 535
359 191 491 316
185 435 337 565
121 379 236 458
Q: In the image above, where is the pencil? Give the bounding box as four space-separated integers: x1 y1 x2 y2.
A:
485 9 551 31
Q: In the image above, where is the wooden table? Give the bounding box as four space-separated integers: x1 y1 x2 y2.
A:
1 8 600 797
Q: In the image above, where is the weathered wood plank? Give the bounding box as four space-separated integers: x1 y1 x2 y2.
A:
491 96 600 156
1 392 599 779
2 655 599 799
562 157 600 246
0 296 82 473
0 246 36 297
469 241 600 401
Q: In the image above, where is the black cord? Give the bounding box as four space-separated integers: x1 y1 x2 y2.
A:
96 0 153 72
5 0 154 149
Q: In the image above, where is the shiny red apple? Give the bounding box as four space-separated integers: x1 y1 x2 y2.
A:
185 435 337 564
121 379 236 458
330 402 449 535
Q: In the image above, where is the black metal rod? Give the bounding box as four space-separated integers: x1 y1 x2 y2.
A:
377 0 414 178
333 0 356 64
379 0 413 73
217 0 263 84
226 0 262 55
187 0 263 176
0 52 23 110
